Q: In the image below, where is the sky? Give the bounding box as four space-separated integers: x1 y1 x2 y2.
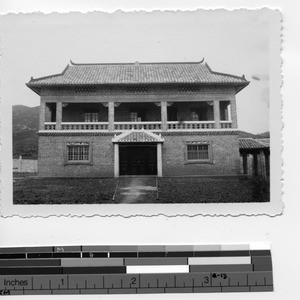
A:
0 9 273 133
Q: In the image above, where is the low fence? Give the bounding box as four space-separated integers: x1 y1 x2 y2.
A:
13 157 38 173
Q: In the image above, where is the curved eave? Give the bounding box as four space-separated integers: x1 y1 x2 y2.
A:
26 64 70 95
235 80 250 94
26 81 250 95
26 83 42 95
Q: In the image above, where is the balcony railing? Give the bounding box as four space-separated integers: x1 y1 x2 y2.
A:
220 121 232 129
114 122 162 131
44 122 56 130
61 122 109 130
42 121 233 131
167 121 215 130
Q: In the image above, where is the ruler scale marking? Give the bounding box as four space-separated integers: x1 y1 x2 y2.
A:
0 244 273 295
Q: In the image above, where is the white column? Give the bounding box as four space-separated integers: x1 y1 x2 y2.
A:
56 101 62 130
108 102 115 132
161 101 167 131
213 100 220 129
39 101 46 130
230 99 238 128
227 104 232 121
157 143 162 177
114 143 119 178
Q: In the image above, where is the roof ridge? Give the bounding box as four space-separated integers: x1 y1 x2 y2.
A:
70 58 205 66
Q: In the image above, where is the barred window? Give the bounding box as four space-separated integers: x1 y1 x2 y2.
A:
84 112 99 122
130 112 139 122
191 111 199 121
67 143 89 162
186 143 210 161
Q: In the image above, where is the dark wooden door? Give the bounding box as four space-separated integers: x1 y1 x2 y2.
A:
119 145 157 175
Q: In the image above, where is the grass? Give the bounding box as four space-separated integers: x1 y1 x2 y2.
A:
13 174 269 204
13 177 118 205
158 177 269 203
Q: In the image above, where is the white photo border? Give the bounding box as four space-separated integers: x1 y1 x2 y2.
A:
0 8 283 217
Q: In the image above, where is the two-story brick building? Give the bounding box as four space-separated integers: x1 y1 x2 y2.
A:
26 60 249 177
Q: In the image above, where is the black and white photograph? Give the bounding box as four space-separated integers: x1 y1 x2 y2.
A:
1 2 300 300
0 9 282 216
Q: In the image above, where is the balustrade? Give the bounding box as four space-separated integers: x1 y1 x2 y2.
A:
44 122 56 130
42 121 233 131
114 122 162 131
220 121 232 129
167 121 215 130
61 122 109 130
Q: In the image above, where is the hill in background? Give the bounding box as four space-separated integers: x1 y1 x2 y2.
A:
13 105 39 159
238 130 270 139
12 105 270 159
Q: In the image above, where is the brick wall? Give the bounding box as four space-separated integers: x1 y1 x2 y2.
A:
230 99 238 128
38 132 240 177
37 85 240 177
161 132 240 176
38 134 114 177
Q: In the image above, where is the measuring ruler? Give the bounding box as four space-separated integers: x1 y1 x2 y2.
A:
0 244 273 295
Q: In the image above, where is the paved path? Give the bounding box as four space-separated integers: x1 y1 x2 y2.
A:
114 177 157 204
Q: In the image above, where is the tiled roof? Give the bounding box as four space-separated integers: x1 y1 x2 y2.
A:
27 60 249 88
112 130 164 143
256 138 270 147
239 138 270 150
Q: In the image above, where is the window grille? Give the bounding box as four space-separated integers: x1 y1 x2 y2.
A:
75 86 97 94
191 111 199 121
187 144 209 160
130 112 139 122
126 86 149 93
67 143 89 162
84 112 99 122
178 85 201 92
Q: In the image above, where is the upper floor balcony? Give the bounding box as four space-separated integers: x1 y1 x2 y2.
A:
40 100 236 132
